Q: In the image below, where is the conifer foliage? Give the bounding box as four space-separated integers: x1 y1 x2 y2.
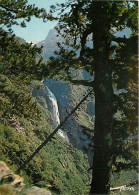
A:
0 2 91 194
0 0 138 194
0 0 48 82
0 0 47 30
0 29 48 82
47 1 138 194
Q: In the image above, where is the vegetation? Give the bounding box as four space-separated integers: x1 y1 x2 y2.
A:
0 74 90 194
0 29 49 83
0 0 50 83
47 1 138 194
0 0 91 194
0 0 138 194
0 0 47 30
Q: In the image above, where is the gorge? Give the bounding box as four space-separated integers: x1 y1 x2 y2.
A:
32 79 94 165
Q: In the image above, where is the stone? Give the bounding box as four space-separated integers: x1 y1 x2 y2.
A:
0 161 14 184
0 161 52 195
24 186 52 195
0 161 24 186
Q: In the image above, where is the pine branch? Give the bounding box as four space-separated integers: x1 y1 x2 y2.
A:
80 27 92 57
112 36 128 44
68 78 94 87
0 5 18 13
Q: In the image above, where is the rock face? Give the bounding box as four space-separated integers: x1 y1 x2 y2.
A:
0 161 52 195
31 84 49 110
31 74 95 164
37 28 93 60
45 79 94 162
32 78 94 164
0 161 24 186
37 29 61 59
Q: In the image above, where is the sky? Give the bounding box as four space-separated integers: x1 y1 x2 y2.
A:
12 0 67 42
11 0 131 43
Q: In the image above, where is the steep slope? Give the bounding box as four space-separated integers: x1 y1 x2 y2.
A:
0 75 91 194
43 79 94 162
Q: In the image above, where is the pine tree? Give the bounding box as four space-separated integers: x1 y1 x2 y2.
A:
0 29 49 82
47 1 138 194
0 0 49 82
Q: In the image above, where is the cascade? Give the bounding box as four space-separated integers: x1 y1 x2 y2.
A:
42 81 68 140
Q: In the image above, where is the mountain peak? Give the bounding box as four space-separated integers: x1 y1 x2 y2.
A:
26 41 38 45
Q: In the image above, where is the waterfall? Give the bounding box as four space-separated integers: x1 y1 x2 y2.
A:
42 81 68 140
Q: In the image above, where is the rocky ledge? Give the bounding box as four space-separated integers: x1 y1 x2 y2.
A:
0 161 52 195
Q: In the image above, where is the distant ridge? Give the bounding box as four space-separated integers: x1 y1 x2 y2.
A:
36 27 131 60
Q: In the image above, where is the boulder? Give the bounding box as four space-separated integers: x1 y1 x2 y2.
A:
0 161 24 186
0 161 15 184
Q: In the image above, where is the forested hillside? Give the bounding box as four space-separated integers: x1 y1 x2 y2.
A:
0 0 138 195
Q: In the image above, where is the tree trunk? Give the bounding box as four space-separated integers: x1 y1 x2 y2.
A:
90 5 113 194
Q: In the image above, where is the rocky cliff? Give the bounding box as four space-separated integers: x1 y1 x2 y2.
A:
37 29 61 59
32 78 94 165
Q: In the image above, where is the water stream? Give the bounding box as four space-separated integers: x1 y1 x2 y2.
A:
42 81 68 140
